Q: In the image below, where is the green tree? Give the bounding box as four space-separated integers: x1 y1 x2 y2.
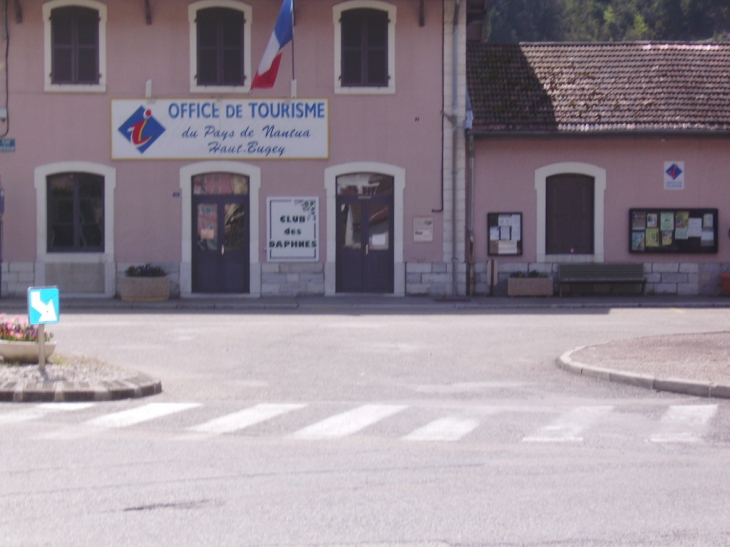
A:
484 0 564 42
484 0 729 42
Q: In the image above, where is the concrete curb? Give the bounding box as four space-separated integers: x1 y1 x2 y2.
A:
0 374 162 403
557 348 730 400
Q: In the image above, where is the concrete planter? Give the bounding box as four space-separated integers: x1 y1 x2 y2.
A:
119 276 170 302
0 340 56 363
507 277 553 297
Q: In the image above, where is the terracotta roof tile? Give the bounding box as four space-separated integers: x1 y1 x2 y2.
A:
467 43 730 134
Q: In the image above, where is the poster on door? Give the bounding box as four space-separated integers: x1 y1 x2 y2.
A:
267 197 318 261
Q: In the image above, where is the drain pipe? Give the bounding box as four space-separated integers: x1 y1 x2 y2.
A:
467 131 475 295
449 0 461 296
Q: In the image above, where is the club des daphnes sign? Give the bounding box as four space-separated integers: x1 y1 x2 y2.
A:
112 99 328 160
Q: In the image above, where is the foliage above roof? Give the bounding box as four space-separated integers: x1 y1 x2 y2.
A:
467 42 730 134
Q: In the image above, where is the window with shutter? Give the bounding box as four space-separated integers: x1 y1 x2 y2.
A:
188 1 252 94
341 9 388 87
44 0 106 92
196 8 245 86
51 6 99 84
545 174 595 255
334 1 396 94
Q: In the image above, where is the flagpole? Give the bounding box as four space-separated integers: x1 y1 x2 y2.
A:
290 0 297 98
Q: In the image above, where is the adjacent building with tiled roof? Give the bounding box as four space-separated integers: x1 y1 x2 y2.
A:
467 43 730 134
465 42 730 297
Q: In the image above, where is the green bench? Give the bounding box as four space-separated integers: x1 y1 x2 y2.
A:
558 263 646 297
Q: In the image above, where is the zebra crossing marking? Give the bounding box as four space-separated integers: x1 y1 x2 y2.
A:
187 403 307 435
649 404 718 443
84 402 201 429
403 417 480 442
2 400 722 445
522 405 613 443
290 404 407 440
0 402 94 425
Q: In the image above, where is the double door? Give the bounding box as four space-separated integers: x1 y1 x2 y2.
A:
336 194 394 293
192 195 249 293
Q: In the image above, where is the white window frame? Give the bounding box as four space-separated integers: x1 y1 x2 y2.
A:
179 161 261 297
189 0 253 94
324 161 405 295
34 161 116 296
333 0 396 95
535 162 606 263
43 0 107 93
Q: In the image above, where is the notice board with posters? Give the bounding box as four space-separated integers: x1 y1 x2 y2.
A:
487 212 522 256
629 208 718 254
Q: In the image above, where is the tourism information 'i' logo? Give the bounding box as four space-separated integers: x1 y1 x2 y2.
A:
666 163 683 180
118 106 166 154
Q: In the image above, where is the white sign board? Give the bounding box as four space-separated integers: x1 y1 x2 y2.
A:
267 197 318 261
413 216 434 242
664 161 685 190
112 99 328 160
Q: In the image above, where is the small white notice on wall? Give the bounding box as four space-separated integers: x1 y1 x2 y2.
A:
664 161 685 190
413 217 434 242
267 197 318 261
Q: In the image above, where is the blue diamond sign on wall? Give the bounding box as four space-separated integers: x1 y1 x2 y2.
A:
27 287 60 325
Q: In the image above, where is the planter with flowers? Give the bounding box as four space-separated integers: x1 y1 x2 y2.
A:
0 315 56 363
119 264 170 302
507 271 554 297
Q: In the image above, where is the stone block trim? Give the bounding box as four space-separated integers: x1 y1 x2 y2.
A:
261 263 325 296
645 262 699 296
1 262 36 297
406 262 468 296
476 261 727 297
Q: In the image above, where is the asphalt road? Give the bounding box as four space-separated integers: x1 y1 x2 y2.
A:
2 306 730 546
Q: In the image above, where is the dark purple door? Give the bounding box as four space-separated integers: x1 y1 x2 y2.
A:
336 194 394 293
192 195 249 293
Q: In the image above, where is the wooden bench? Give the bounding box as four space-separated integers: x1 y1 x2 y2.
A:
558 263 646 297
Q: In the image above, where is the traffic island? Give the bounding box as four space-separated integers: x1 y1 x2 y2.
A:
0 353 162 403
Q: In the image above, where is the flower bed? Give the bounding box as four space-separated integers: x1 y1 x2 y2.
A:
0 315 55 363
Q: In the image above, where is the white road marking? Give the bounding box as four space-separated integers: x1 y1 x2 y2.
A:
84 403 201 429
650 404 718 443
187 403 306 435
523 406 613 442
403 417 480 442
0 403 95 425
291 404 407 439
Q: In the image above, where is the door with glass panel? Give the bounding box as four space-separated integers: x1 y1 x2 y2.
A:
191 173 249 293
336 173 394 293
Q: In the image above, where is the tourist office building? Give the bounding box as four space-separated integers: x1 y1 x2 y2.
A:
0 0 468 298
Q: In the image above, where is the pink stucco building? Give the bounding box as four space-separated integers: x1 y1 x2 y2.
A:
0 0 469 298
466 43 730 296
3 1 728 300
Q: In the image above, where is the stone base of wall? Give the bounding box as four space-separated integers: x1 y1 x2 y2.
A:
261 263 324 296
116 263 180 299
1 262 36 297
406 262 467 296
480 261 730 297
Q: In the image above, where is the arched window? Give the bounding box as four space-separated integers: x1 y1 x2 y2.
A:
189 1 252 93
535 162 606 263
34 162 116 295
334 1 396 94
43 0 107 92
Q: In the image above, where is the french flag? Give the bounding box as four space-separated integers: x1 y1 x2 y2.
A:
251 0 293 89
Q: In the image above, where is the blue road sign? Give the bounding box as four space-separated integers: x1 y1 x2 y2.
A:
27 287 60 325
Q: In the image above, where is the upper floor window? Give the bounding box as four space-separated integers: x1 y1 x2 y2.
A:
189 1 252 94
47 172 105 253
334 1 396 94
43 0 107 92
